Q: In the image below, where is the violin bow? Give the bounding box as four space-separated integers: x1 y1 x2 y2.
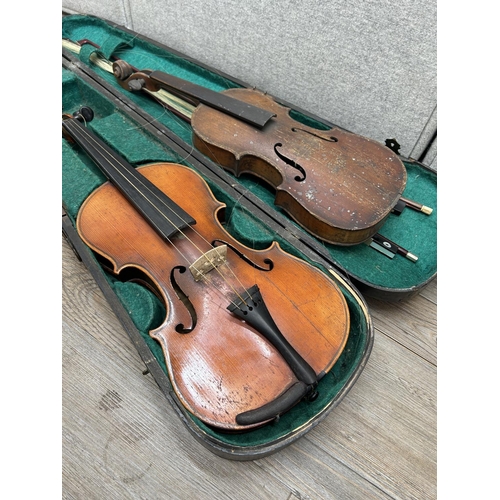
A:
366 233 418 262
392 196 433 216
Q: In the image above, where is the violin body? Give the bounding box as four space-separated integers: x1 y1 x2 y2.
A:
191 88 407 245
76 161 350 431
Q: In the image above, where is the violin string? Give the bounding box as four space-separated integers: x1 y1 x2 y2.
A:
64 42 256 305
123 80 262 303
65 118 254 307
65 41 245 235
75 100 326 334
74 43 247 201
113 83 263 294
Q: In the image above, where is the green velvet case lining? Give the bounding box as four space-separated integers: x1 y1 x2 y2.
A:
62 68 369 448
62 15 437 291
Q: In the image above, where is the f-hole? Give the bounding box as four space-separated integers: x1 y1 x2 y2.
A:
212 240 274 271
170 266 197 333
274 143 306 182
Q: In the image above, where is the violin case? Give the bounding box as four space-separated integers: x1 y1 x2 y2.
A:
61 13 435 459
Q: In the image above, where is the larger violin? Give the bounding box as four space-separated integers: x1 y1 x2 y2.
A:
62 107 350 431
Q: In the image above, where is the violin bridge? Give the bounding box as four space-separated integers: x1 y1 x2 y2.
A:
189 245 228 281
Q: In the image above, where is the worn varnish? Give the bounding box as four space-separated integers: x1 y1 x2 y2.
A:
62 237 436 499
192 88 407 245
77 163 349 430
110 62 407 246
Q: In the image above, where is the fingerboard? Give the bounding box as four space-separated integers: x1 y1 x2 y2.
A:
62 116 196 239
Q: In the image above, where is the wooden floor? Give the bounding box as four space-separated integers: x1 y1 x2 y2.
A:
62 235 437 500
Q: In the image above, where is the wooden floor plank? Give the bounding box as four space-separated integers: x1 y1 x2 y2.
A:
62 236 437 499
303 332 436 500
419 278 437 304
365 291 437 365
257 441 394 500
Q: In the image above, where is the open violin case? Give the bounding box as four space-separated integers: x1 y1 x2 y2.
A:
62 13 436 459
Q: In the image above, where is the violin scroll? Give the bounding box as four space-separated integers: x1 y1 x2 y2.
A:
112 59 135 81
112 60 161 93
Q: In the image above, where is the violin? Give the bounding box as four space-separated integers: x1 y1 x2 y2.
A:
62 107 350 431
110 59 408 246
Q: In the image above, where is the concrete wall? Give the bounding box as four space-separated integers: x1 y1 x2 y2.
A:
62 0 437 168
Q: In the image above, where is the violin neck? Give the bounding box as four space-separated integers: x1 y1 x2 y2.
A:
62 116 196 239
147 71 274 128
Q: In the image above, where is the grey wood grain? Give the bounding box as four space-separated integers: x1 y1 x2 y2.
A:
62 235 436 499
418 278 437 305
308 333 436 500
366 291 437 366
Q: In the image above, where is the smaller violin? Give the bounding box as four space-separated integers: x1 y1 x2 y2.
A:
111 60 408 245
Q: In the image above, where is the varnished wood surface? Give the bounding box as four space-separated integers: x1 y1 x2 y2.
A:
192 88 407 246
62 235 436 499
